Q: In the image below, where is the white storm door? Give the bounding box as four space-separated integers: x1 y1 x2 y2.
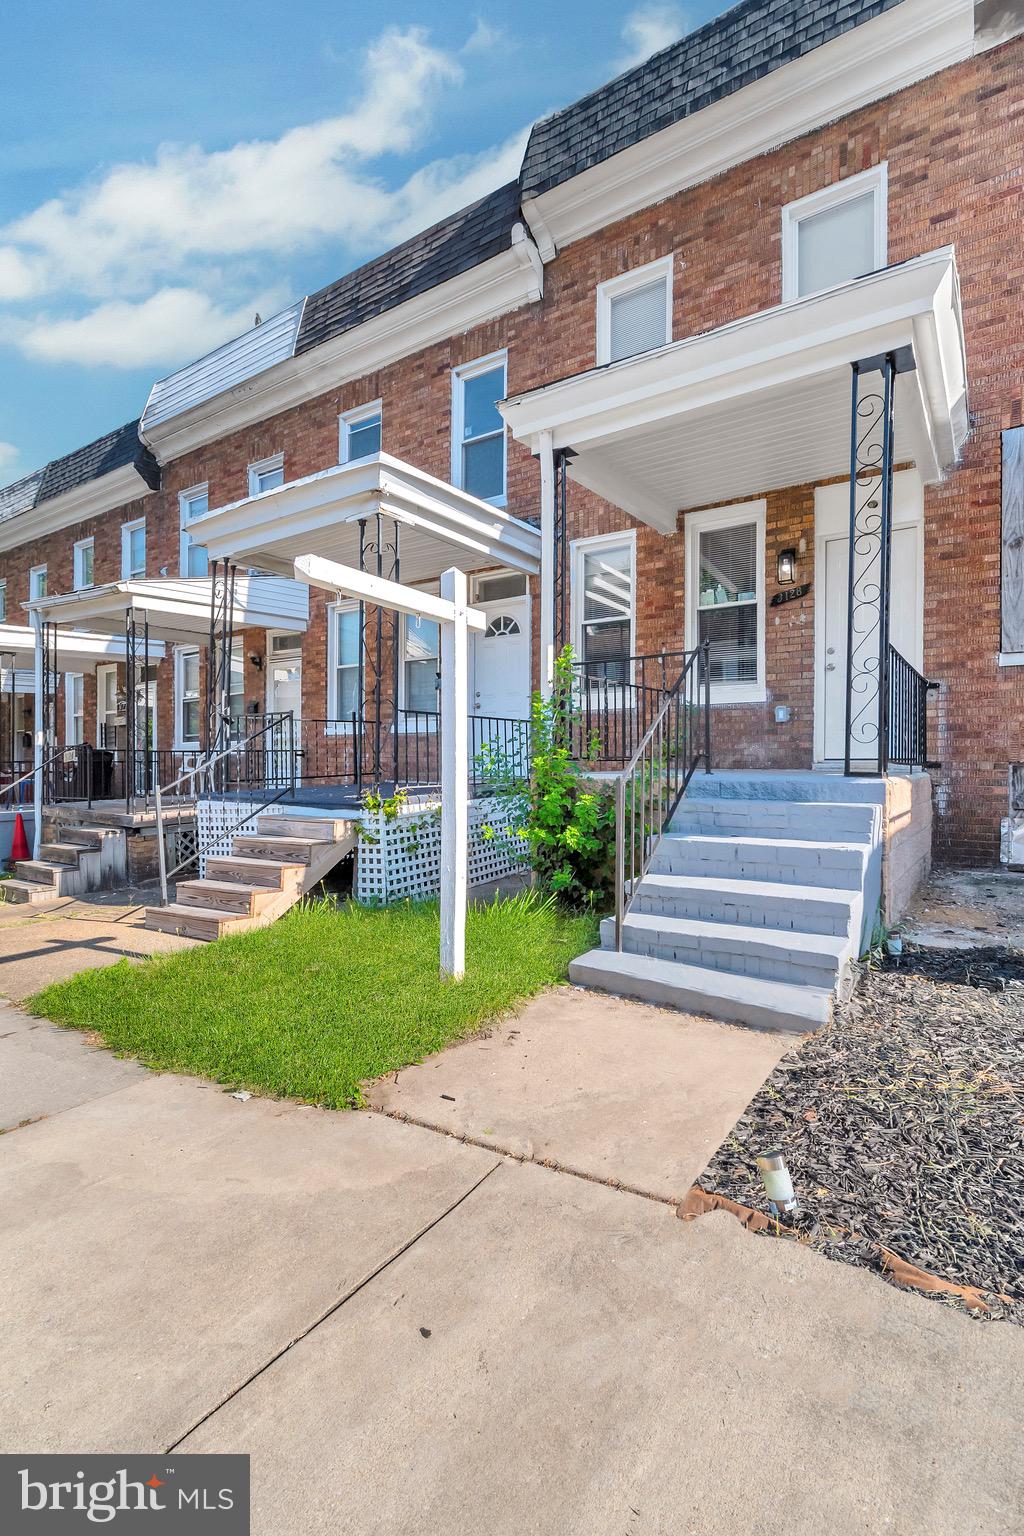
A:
820 523 921 762
471 598 530 720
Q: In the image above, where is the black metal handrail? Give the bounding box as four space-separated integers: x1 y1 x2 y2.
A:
886 644 938 770
296 713 531 795
613 641 711 951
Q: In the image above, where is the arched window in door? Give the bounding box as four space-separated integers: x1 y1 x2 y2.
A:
484 614 521 638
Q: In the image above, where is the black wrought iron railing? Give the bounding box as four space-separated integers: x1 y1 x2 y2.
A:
570 650 691 769
886 644 938 770
291 713 531 796
613 641 711 951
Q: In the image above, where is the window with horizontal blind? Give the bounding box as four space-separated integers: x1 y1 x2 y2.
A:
572 533 635 684
685 502 766 702
597 257 673 366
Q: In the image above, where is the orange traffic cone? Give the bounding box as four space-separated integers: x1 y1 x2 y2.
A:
11 811 30 863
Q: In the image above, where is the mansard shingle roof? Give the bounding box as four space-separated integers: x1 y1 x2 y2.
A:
520 0 907 199
295 180 523 355
0 421 158 525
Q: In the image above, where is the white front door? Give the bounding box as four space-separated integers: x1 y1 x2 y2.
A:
472 597 530 720
818 523 922 762
267 644 302 724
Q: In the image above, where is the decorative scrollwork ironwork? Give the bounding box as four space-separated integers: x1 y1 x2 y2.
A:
844 355 896 773
359 512 401 787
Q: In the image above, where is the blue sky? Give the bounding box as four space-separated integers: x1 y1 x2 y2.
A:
0 0 730 482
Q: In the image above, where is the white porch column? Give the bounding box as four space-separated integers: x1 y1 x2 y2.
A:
439 567 469 980
30 610 44 859
538 428 556 699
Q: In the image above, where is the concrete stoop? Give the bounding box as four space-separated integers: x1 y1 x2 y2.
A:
569 771 885 1033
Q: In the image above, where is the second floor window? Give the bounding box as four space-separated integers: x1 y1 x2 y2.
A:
73 538 94 591
339 403 382 463
29 565 47 601
782 164 888 302
122 519 145 579
597 257 673 365
452 354 506 504
180 486 209 578
0 579 6 622
248 454 284 496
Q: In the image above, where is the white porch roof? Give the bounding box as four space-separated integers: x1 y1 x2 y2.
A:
190 452 542 582
23 576 308 645
500 247 969 532
0 621 167 676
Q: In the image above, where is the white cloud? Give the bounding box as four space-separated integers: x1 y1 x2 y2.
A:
17 287 289 370
462 18 508 55
616 4 689 70
0 24 531 370
0 441 19 472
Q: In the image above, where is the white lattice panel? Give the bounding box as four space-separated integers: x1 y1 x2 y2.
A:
196 798 289 876
356 795 528 904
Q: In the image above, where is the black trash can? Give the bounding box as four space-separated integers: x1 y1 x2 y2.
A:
91 748 114 800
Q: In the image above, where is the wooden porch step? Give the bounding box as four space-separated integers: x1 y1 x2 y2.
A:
232 833 328 865
12 860 63 887
256 814 355 841
176 879 278 916
145 902 257 942
39 842 84 866
0 878 61 905
204 854 307 889
57 826 105 849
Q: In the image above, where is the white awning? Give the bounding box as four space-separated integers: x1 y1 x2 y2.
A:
24 575 308 644
0 621 166 675
500 247 969 532
189 452 542 583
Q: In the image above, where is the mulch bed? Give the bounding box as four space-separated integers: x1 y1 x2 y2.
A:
697 945 1024 1324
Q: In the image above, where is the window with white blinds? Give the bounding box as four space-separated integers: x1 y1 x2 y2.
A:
686 503 765 701
597 257 673 366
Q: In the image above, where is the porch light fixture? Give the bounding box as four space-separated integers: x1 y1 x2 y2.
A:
756 1150 798 1216
777 547 797 586
248 652 264 671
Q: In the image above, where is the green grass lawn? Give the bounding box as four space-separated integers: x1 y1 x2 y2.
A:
28 893 597 1109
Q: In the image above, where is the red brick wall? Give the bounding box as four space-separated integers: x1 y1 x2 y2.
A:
1 37 1022 859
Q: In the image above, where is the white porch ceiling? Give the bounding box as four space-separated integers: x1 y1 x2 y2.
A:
501 247 969 532
0 621 167 675
191 453 542 585
23 576 307 645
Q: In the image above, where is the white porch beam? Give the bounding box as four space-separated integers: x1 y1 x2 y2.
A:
294 554 486 631
439 567 470 980
538 429 556 698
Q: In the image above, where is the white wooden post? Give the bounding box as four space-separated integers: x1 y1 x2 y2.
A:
538 428 556 699
31 610 44 859
439 567 469 979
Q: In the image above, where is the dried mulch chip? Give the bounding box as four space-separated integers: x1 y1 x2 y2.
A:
697 944 1024 1324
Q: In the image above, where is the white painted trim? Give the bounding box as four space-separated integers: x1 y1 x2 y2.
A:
178 483 209 578
294 553 485 630
0 577 7 624
451 350 508 507
140 243 543 463
324 602 361 729
338 400 383 464
596 255 674 365
520 0 975 257
174 645 201 750
570 528 638 678
29 564 47 602
72 536 95 592
684 501 767 706
439 566 469 979
121 516 146 580
781 163 888 303
998 652 1024 667
0 462 155 554
247 452 285 497
95 662 118 748
64 671 84 746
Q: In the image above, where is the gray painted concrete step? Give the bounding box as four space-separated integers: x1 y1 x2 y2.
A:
686 771 889 805
650 833 866 890
669 798 876 842
632 873 858 937
600 912 851 988
569 948 828 1032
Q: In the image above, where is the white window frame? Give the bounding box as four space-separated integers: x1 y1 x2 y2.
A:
570 529 637 681
29 564 47 602
324 604 362 733
72 537 95 592
248 452 285 497
0 578 6 623
451 350 508 507
596 255 674 367
781 163 888 304
65 672 85 746
339 401 383 464
121 517 146 580
175 646 202 748
684 500 767 706
179 484 209 578
95 662 119 748
399 606 443 720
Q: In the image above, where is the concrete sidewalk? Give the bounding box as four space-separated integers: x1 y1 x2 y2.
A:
0 896 192 1001
2 1002 1021 1534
